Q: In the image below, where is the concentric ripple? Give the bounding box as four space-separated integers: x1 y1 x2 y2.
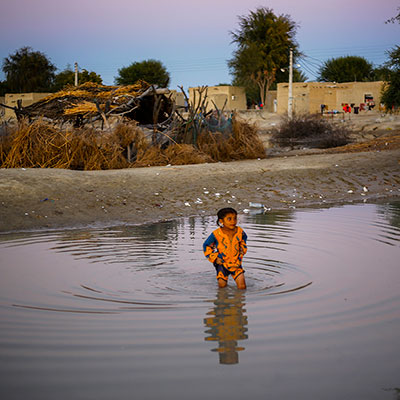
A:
1 202 399 319
0 213 314 313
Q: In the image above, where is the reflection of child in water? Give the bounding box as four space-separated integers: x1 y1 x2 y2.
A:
203 208 247 290
204 289 248 364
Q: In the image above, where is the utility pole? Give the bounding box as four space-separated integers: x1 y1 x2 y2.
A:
74 62 78 86
288 48 293 119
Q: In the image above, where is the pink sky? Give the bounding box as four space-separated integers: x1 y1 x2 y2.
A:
1 0 399 87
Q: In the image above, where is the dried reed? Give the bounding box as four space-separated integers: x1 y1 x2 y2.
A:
134 144 212 167
0 116 266 170
197 117 266 161
0 119 148 170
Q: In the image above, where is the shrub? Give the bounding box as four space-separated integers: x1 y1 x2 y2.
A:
271 113 350 149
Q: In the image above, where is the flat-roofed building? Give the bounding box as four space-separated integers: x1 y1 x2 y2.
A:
189 86 247 113
277 81 384 114
4 92 52 119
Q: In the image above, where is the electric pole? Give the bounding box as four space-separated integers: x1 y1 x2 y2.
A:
288 48 293 119
74 62 78 86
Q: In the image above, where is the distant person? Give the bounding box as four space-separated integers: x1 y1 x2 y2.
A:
343 104 351 113
203 208 247 290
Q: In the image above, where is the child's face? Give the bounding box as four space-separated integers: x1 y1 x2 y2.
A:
220 213 237 230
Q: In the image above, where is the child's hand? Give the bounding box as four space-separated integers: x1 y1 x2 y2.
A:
215 258 223 265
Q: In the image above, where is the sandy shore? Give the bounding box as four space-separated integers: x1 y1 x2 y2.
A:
1 145 400 233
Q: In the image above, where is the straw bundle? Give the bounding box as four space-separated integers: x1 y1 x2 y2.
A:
134 143 212 167
0 112 266 170
197 117 265 162
0 119 148 170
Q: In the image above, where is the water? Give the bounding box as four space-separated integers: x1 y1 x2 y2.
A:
0 202 400 400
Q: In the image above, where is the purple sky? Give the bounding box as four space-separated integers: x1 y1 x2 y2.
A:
1 0 399 88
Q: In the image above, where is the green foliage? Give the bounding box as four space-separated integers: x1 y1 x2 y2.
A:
233 67 306 105
318 56 374 83
53 67 102 92
228 7 299 105
0 80 8 97
2 47 56 92
381 46 400 110
372 66 392 81
385 6 400 24
271 113 350 149
115 59 170 87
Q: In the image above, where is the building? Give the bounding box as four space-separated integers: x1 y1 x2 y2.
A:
277 81 384 114
167 90 185 109
189 86 247 113
3 92 52 119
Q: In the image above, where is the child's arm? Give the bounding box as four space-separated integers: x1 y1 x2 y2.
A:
238 230 248 261
203 232 220 264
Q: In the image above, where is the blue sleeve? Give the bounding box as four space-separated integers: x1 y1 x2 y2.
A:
203 232 216 253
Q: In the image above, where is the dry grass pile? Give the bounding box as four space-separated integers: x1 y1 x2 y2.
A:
197 117 266 161
0 120 147 170
271 113 350 149
324 132 400 154
0 116 267 170
134 144 212 167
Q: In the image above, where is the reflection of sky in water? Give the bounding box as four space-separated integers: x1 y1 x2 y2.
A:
0 202 399 400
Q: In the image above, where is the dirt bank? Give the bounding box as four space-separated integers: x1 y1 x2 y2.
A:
1 145 399 232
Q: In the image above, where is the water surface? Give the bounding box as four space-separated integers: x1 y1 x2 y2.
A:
1 202 399 400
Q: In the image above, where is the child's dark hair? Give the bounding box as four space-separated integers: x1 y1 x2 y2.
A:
217 207 237 226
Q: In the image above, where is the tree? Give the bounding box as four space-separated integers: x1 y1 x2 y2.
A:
53 67 102 91
228 7 299 106
386 6 400 24
2 47 56 92
115 59 170 87
0 80 8 96
381 46 400 111
318 56 375 83
233 67 306 106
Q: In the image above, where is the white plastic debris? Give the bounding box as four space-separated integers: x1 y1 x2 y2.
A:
363 186 368 192
243 209 250 213
185 202 191 207
249 202 264 208
347 190 354 194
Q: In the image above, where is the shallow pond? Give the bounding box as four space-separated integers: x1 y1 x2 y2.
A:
1 202 400 400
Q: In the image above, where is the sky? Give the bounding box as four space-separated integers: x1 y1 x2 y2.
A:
1 0 399 89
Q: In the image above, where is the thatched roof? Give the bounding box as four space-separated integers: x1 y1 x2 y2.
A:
19 81 173 124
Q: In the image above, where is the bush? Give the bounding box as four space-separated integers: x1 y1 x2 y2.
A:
271 114 350 149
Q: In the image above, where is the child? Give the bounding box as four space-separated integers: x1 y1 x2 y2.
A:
203 208 247 290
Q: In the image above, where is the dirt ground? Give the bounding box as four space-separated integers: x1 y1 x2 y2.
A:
1 111 400 233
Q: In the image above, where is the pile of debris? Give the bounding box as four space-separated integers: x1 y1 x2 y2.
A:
0 83 266 170
11 81 174 129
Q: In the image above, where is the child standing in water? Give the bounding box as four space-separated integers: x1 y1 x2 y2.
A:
203 208 247 290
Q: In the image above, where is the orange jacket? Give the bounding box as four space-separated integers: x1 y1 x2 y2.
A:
203 227 248 271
